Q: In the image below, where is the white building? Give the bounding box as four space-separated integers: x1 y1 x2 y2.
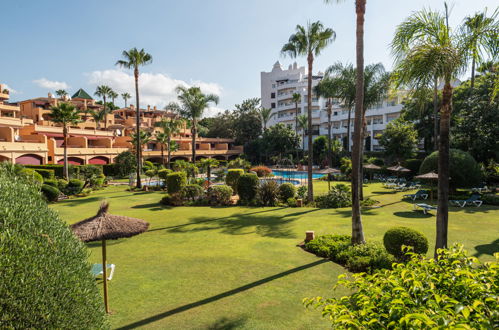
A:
261 61 404 151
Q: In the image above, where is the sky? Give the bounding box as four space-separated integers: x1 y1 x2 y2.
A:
1 0 497 116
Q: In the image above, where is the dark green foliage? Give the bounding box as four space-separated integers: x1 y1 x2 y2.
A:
33 168 55 180
305 235 352 258
419 149 482 188
24 164 64 177
383 227 429 260
367 157 384 166
143 160 155 171
257 180 279 206
57 179 68 191
305 245 498 328
158 168 172 186
403 158 423 174
315 184 351 208
114 151 136 178
41 184 60 202
481 194 499 206
206 185 233 206
378 119 418 162
43 179 58 187
159 193 183 206
64 179 84 195
0 164 107 328
166 172 187 194
278 183 296 201
336 242 395 273
226 169 244 194
286 197 298 207
237 173 259 202
102 164 117 177
20 168 43 184
181 184 204 202
297 186 307 200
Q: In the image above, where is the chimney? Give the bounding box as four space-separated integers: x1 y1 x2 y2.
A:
153 106 157 111
48 92 53 99
147 105 151 111
130 104 135 110
83 99 87 110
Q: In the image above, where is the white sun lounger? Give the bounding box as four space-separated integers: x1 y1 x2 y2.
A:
91 264 115 280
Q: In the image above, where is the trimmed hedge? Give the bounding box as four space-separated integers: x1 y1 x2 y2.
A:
41 184 60 202
64 179 84 195
181 184 204 202
20 168 43 184
166 172 187 194
383 227 429 260
226 169 244 194
278 183 296 201
33 168 55 180
237 173 259 202
24 164 64 177
0 164 107 328
207 185 233 206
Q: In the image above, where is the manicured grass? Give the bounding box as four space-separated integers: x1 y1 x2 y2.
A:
52 183 498 329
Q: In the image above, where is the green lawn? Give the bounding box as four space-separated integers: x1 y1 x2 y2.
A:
52 182 498 329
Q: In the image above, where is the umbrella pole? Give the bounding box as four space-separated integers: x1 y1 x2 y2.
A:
328 174 330 191
102 239 109 313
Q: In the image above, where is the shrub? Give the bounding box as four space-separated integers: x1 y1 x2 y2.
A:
33 168 55 180
166 171 187 194
207 185 233 206
249 166 272 177
20 168 43 184
315 184 351 208
237 173 259 202
226 169 244 194
57 179 68 191
227 157 251 170
336 241 394 272
41 184 60 202
305 235 352 258
383 227 429 260
403 158 423 174
0 164 106 328
64 179 84 195
297 186 307 200
114 151 136 178
257 180 279 206
159 193 184 206
43 179 58 187
286 197 298 207
278 183 296 201
102 164 117 177
366 157 384 166
181 184 204 202
482 194 499 206
24 164 64 178
419 149 481 188
157 168 172 182
340 157 352 176
305 245 498 329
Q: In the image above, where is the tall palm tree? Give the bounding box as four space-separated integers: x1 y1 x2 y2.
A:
461 9 499 88
121 92 131 108
168 86 219 163
292 92 301 135
314 77 339 168
392 6 467 255
326 62 356 151
155 132 169 167
257 107 275 131
109 90 119 107
55 89 68 98
325 0 367 245
89 109 106 129
297 114 308 151
155 117 184 168
281 21 336 201
50 102 81 179
199 158 219 186
130 130 152 154
94 85 113 129
116 48 153 188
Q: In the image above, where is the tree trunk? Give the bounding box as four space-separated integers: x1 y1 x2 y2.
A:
306 52 314 202
63 125 69 180
435 81 452 257
295 101 299 165
103 95 107 129
207 166 211 184
351 0 367 245
191 119 196 164
346 107 352 151
125 98 128 108
161 144 165 167
167 137 172 169
470 57 476 89
433 76 439 151
327 99 332 168
134 68 142 188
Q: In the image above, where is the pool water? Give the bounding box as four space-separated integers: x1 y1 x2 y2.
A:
272 170 326 180
260 178 301 185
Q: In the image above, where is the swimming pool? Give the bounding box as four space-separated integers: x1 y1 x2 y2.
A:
260 178 301 185
272 170 326 180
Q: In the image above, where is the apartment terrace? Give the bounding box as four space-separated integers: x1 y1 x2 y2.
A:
0 126 48 164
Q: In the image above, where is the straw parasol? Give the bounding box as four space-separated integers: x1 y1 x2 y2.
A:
71 201 149 313
363 163 381 180
316 167 341 190
414 171 447 203
386 165 410 173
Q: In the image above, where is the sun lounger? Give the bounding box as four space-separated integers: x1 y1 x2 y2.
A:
91 264 115 280
414 203 437 214
472 185 489 193
450 195 483 208
404 190 428 201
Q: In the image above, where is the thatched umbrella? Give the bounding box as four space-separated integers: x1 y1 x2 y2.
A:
316 167 341 190
363 163 381 180
71 201 149 313
414 171 443 203
386 165 410 173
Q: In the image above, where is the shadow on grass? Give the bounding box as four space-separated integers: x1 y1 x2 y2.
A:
474 239 499 257
393 211 433 219
371 191 397 195
116 259 328 330
207 316 248 330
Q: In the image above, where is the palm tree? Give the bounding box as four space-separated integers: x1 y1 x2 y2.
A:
130 130 152 155
297 114 308 151
281 21 336 201
257 107 274 131
121 92 131 108
50 102 81 179
155 117 184 168
461 9 499 88
94 85 113 129
109 90 119 107
292 92 301 135
155 132 169 167
168 86 219 164
116 48 153 188
199 158 219 186
325 0 367 245
55 89 68 98
314 77 339 168
89 109 106 129
392 6 467 255
325 62 356 151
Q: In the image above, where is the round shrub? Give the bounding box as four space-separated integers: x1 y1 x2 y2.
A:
419 149 481 188
166 171 187 194
286 197 297 207
158 168 172 181
115 151 136 178
278 183 296 201
257 180 279 206
226 169 244 194
159 193 183 206
249 166 272 177
315 184 351 208
64 179 84 195
33 168 55 180
403 158 423 174
237 173 259 202
0 164 107 328
207 185 233 206
181 184 204 202
43 179 58 188
20 168 43 184
57 179 68 191
145 169 156 179
41 184 61 202
383 227 429 259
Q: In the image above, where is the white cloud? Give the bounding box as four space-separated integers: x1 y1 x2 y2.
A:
33 78 69 90
86 69 224 115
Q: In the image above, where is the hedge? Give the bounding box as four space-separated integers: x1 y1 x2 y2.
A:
383 227 428 260
226 169 244 194
24 164 64 177
33 168 55 180
41 184 60 202
166 172 187 194
0 164 107 328
237 173 259 202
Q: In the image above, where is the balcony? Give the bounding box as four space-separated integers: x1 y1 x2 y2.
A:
0 103 19 112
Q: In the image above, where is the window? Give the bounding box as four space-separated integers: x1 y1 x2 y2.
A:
271 92 275 99
271 103 275 109
333 111 338 116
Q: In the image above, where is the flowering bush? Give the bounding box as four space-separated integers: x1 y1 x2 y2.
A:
249 166 272 177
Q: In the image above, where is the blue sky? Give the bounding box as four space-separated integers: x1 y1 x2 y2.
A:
1 0 497 114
